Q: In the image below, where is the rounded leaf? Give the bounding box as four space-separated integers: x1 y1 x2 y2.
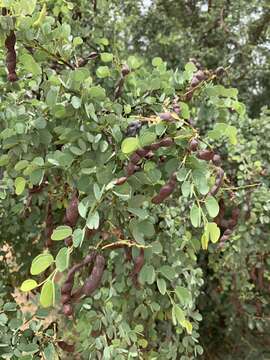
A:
15 177 26 195
55 247 70 272
40 280 55 308
20 279 38 292
205 196 219 218
30 253 54 275
121 137 140 154
51 226 72 241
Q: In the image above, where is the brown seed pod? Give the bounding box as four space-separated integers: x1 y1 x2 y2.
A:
190 77 200 88
63 303 73 316
126 163 136 176
65 191 79 227
149 143 161 151
115 176 127 185
57 341 75 353
212 154 221 166
65 236 73 247
5 31 17 82
61 282 73 296
45 202 53 248
209 168 224 196
159 112 173 121
61 294 71 305
131 248 144 285
197 150 215 161
189 138 199 151
158 137 174 147
194 70 205 81
121 64 130 76
130 152 142 165
83 254 105 296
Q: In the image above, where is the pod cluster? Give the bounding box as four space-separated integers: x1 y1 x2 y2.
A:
61 251 105 317
5 31 17 82
185 58 207 101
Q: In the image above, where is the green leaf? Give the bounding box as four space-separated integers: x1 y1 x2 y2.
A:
43 343 56 360
20 53 42 75
179 102 190 119
100 52 113 62
72 228 85 247
55 247 69 272
139 264 155 285
201 233 209 250
96 66 110 78
30 253 54 275
190 204 201 228
40 280 54 308
160 265 175 281
181 181 191 197
205 196 219 218
87 211 99 229
152 57 163 67
139 132 157 147
71 96 81 109
121 137 140 154
157 278 167 295
206 222 220 243
181 319 193 334
172 304 185 325
20 279 38 292
127 55 142 69
51 226 72 241
175 286 192 306
15 177 26 195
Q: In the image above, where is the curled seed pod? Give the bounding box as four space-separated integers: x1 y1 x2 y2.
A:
126 163 136 176
57 341 75 353
115 176 127 185
159 112 173 121
83 255 105 296
121 64 130 76
61 294 71 305
158 137 174 147
5 31 17 82
149 142 161 151
212 154 221 166
194 70 205 81
83 251 97 266
209 168 224 196
197 150 215 161
189 138 199 151
152 184 175 204
131 248 144 284
65 191 79 227
63 303 73 316
136 148 150 157
190 77 200 87
61 282 73 296
130 153 142 165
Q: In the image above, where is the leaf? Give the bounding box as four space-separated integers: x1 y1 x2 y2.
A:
181 181 191 197
96 66 110 78
152 57 163 67
51 226 72 241
181 319 193 334
20 53 42 75
72 228 85 247
139 132 157 147
15 177 26 195
159 265 175 281
20 279 38 292
172 304 185 324
43 343 56 360
100 52 113 62
201 233 209 250
139 265 155 285
179 102 190 119
190 204 201 228
87 211 99 229
175 286 192 306
30 253 54 275
71 96 81 109
205 196 219 218
55 247 69 272
157 278 167 295
121 137 140 154
206 222 220 243
40 280 54 308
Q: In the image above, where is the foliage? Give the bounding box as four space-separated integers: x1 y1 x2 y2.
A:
0 1 269 359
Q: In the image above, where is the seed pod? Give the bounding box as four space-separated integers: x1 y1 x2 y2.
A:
152 184 175 204
65 236 73 247
121 64 130 76
61 294 70 305
149 142 161 151
212 154 221 166
65 191 79 227
126 163 136 176
159 112 173 121
57 341 75 353
5 31 17 82
131 249 144 285
209 168 224 196
45 202 53 248
190 77 200 87
130 153 141 165
223 229 232 236
83 255 105 296
83 251 97 266
197 150 214 161
173 106 181 114
115 176 127 185
145 151 154 159
194 70 205 81
158 137 174 147
61 282 73 295
185 91 194 101
136 148 150 157
63 303 73 316
189 138 199 151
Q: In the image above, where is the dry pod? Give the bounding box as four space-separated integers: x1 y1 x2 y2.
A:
194 70 205 81
57 341 75 353
212 154 221 166
121 64 130 76
158 137 174 147
65 191 79 227
197 150 215 161
189 138 199 151
5 31 17 82
115 176 127 186
63 303 73 316
131 248 144 285
190 77 200 88
159 112 173 121
83 254 105 296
